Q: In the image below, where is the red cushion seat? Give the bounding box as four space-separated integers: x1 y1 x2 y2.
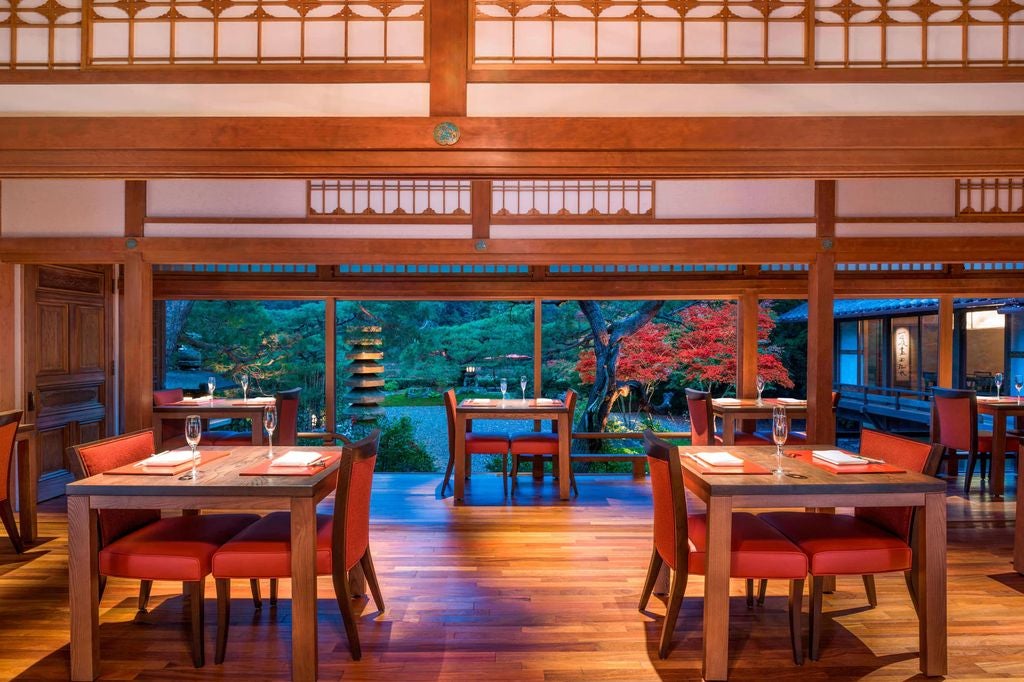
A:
759 511 912 576
100 513 259 582
978 432 1020 454
686 512 808 579
465 432 509 454
509 432 557 455
212 511 337 578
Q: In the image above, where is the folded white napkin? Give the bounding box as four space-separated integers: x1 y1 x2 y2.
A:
270 451 324 467
468 398 492 405
248 396 276 403
714 398 742 405
139 451 193 467
777 397 806 404
693 451 744 467
179 396 211 403
535 398 555 405
812 449 863 466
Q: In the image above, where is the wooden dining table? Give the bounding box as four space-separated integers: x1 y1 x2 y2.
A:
152 397 272 449
66 445 342 682
677 444 946 681
975 397 1023 499
712 398 808 444
454 398 571 501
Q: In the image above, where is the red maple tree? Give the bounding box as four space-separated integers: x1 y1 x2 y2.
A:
576 322 676 406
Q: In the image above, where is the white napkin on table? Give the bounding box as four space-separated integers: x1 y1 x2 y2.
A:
714 398 742 405
270 451 324 467
777 397 806 404
535 398 555 405
179 396 211 402
138 451 193 467
812 449 863 466
693 451 744 467
468 398 492 405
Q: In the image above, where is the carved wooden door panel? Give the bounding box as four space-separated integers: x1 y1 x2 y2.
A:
23 266 112 500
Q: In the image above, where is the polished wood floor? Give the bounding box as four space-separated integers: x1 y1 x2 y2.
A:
0 468 1022 681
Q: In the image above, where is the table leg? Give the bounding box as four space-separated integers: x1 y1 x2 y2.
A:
454 414 467 502
721 414 735 446
290 497 318 682
68 494 99 681
990 413 1007 497
152 414 163 450
703 495 732 681
917 491 947 676
557 413 570 501
1016 452 1024 573
252 414 266 447
16 435 37 543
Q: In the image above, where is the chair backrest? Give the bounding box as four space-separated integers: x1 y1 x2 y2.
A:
332 429 381 572
930 387 978 453
854 428 944 542
643 431 689 572
69 430 161 547
685 388 715 446
153 388 185 442
831 390 841 409
0 411 23 503
274 388 302 446
554 388 578 434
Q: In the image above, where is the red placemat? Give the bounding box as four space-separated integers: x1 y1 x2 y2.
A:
238 452 342 476
681 454 772 475
788 450 906 474
105 449 233 476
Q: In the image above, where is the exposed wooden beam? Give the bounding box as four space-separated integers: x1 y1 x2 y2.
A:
122 252 153 431
838 237 1024 263
429 0 468 116
124 180 146 238
806 180 836 444
937 295 955 388
0 66 430 85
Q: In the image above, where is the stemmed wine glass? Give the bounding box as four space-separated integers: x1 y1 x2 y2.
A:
500 377 508 403
1015 375 1023 406
995 372 1004 398
755 375 766 405
207 376 216 400
264 404 278 458
520 375 527 401
185 415 202 480
772 406 788 476
240 373 249 402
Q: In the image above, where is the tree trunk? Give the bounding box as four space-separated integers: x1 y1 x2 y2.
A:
164 300 195 360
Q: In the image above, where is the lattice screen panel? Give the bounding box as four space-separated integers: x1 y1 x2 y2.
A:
309 179 471 220
957 178 1024 216
492 180 654 220
548 264 739 272
1 0 83 69
336 264 530 274
85 0 424 66
836 262 945 272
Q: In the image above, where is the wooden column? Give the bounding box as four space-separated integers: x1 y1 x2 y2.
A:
122 252 153 432
533 298 542 398
0 262 15 410
736 291 759 432
429 0 468 116
124 180 146 238
937 294 954 388
807 181 836 445
325 297 336 436
472 181 491 242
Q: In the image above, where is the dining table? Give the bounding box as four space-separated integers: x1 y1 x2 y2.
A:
677 444 946 681
711 398 808 444
66 444 343 682
977 398 1024 574
152 396 272 449
454 398 571 501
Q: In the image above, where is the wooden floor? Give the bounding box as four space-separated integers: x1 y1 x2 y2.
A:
0 468 1022 681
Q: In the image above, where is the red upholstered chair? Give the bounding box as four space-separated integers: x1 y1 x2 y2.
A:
211 430 382 663
69 430 259 667
685 388 770 446
759 429 944 660
931 387 1019 493
210 387 302 446
640 432 808 663
785 391 840 445
0 410 24 553
440 389 510 497
509 388 579 496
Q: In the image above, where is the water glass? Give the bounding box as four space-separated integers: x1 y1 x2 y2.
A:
240 373 249 402
207 376 216 398
264 404 278 458
772 406 788 476
185 415 202 479
995 372 1004 398
500 377 508 402
756 375 766 404
1016 375 1023 405
520 375 527 401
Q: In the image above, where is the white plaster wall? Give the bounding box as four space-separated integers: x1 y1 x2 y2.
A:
490 223 815 239
147 180 308 218
0 83 429 116
1 180 125 236
467 83 1024 116
837 179 955 218
144 222 472 238
837 222 1024 237
656 180 814 218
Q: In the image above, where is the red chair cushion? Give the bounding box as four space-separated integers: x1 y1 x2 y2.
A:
854 429 935 540
714 431 771 446
510 432 558 455
100 513 259 582
648 456 678 569
212 512 335 578
687 512 808 579
759 511 912 576
934 394 973 451
978 432 1020 454
465 432 509 454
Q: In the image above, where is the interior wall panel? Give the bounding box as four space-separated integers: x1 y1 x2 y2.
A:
490 223 816 239
143 223 473 239
147 180 308 218
837 178 955 217
655 179 814 218
0 180 124 237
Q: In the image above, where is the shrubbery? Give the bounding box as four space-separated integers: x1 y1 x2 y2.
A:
354 415 436 472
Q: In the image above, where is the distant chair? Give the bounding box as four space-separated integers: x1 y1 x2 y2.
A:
153 388 188 448
685 388 769 445
0 410 24 553
441 389 510 497
211 388 302 446
785 391 840 445
508 388 579 496
931 387 1019 493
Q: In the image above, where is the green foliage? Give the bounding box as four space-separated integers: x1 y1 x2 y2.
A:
364 415 436 473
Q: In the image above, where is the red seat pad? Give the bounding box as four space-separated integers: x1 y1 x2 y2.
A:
100 513 260 582
978 432 1021 454
759 511 912 576
686 512 808 579
714 431 771 446
464 432 509 454
212 512 340 578
509 432 558 455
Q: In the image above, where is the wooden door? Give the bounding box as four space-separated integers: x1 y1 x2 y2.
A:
23 265 113 501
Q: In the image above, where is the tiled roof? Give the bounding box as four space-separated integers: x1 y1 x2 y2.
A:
777 298 1024 322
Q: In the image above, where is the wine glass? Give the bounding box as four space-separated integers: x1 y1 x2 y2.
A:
500 377 508 403
771 406 788 476
185 415 202 480
995 372 1004 398
755 375 766 405
240 373 249 402
207 376 216 399
520 375 527 401
1015 375 1023 406
264 404 278 458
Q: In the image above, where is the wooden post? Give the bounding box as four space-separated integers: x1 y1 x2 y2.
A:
124 180 146 238
533 297 542 398
736 290 759 432
0 262 14 410
429 0 467 117
325 297 336 436
122 251 153 432
937 294 954 388
472 181 491 242
807 180 836 445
